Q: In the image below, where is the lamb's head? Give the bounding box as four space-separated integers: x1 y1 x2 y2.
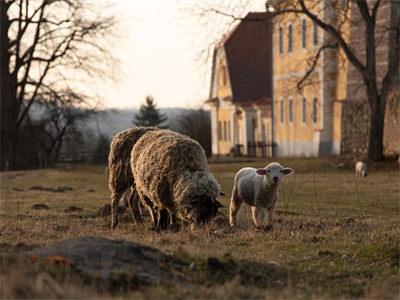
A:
184 195 223 224
256 162 294 185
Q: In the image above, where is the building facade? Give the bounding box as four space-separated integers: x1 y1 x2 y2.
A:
272 0 350 157
206 12 274 157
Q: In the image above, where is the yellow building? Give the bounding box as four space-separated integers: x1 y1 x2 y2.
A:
205 12 274 157
272 0 350 156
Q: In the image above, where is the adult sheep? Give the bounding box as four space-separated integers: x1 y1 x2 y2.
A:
229 162 294 229
130 129 223 229
108 126 158 229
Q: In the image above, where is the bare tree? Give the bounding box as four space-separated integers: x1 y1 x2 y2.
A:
0 0 119 170
172 108 211 157
187 0 399 161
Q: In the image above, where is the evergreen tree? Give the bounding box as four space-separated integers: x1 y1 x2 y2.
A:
132 96 167 127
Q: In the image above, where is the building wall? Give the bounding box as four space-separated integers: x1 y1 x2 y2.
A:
273 1 326 156
217 108 233 155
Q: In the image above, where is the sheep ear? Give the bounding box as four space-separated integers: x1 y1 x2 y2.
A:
219 191 226 196
256 169 266 175
283 168 294 175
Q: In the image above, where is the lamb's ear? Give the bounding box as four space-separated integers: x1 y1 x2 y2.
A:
283 168 294 175
219 191 226 196
256 168 267 175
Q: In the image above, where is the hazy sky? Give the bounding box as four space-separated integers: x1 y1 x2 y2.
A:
102 0 266 109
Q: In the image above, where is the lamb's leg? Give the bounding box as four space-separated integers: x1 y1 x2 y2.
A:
127 187 143 224
252 206 267 228
229 188 243 226
266 205 276 229
111 190 122 229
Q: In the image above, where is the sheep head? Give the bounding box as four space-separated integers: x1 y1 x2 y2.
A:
185 195 223 224
256 162 294 185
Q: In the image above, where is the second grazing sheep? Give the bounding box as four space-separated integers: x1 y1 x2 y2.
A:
355 161 368 177
131 129 223 229
108 126 158 229
229 162 294 229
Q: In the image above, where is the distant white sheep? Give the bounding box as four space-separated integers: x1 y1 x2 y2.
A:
355 161 368 177
229 162 294 229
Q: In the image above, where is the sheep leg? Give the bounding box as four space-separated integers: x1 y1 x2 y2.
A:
252 206 266 228
229 189 242 226
111 191 122 229
266 205 276 229
157 208 169 230
127 187 143 224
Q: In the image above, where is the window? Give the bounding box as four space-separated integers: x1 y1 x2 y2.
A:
218 121 222 140
288 23 293 53
279 26 283 55
223 121 227 140
222 66 228 86
280 99 284 123
302 98 307 124
313 21 318 47
227 121 231 141
302 19 307 49
313 97 318 123
289 98 293 123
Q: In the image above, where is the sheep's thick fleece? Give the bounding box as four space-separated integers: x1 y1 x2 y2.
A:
131 129 221 224
108 126 158 228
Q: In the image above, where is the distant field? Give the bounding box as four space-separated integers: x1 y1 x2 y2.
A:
0 157 399 298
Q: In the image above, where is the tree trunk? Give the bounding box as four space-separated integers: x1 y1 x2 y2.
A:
367 95 385 161
0 2 17 171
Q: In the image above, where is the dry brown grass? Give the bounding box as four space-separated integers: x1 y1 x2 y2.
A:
0 157 399 298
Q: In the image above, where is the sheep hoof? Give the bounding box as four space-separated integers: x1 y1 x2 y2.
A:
263 224 273 231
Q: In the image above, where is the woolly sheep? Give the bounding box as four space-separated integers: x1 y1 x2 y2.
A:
229 162 294 229
355 161 368 177
108 126 158 229
130 129 223 229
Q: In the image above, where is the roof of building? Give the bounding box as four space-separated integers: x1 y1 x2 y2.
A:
222 12 273 103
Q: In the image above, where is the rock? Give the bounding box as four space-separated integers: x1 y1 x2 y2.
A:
29 186 43 190
32 203 49 210
64 206 83 213
22 236 187 284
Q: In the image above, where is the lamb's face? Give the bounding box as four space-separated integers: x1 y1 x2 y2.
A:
184 195 223 224
256 162 294 185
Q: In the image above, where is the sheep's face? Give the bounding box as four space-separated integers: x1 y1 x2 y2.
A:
184 195 223 224
256 162 294 185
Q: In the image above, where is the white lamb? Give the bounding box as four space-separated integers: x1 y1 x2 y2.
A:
355 161 368 177
229 162 294 229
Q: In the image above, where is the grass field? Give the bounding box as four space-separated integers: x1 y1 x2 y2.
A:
0 157 399 298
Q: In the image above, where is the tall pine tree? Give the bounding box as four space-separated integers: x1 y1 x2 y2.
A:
132 96 167 127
